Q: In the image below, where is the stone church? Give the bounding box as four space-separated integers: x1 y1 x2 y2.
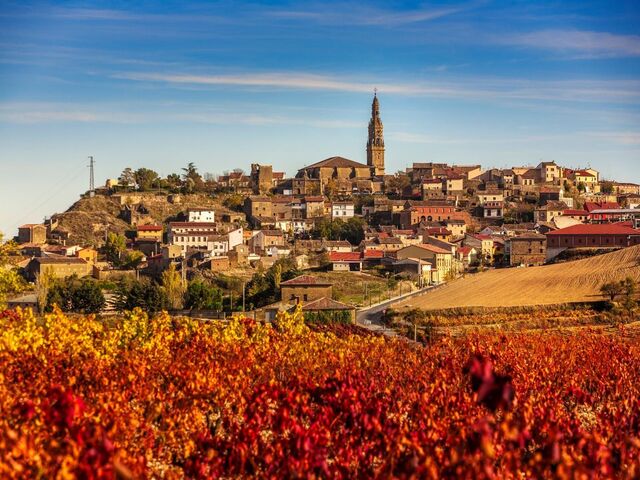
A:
293 93 386 195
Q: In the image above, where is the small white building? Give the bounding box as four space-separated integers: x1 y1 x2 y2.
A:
331 201 355 220
187 208 215 223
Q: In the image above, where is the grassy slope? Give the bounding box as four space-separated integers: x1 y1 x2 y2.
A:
395 245 640 311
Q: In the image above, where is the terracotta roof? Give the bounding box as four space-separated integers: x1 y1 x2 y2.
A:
377 237 403 245
511 233 546 240
170 222 217 228
329 252 362 262
258 229 284 236
416 244 451 255
363 250 384 259
584 202 619 213
280 275 332 286
563 209 588 216
19 223 43 228
35 257 87 265
304 156 368 169
302 297 354 311
426 227 452 235
547 223 639 236
458 246 474 255
137 225 162 231
304 196 325 202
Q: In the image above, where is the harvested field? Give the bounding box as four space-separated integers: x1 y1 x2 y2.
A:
395 245 640 311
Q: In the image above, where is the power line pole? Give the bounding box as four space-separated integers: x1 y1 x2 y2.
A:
88 156 95 197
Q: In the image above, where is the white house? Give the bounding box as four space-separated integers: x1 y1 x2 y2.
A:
187 208 215 223
227 227 243 250
331 201 355 220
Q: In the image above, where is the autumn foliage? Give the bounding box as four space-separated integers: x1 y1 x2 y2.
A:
1 307 640 478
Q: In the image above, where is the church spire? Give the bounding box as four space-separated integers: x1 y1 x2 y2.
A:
367 91 385 176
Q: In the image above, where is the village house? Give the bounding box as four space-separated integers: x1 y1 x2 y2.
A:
25 257 91 281
280 275 333 303
249 229 285 254
395 244 454 284
136 224 163 242
398 202 469 229
534 201 567 223
506 234 547 267
483 201 504 219
457 246 478 267
444 175 465 195
18 224 47 244
464 234 495 260
562 209 589 222
546 223 640 260
76 247 98 264
187 207 215 223
331 201 355 220
322 240 353 253
328 251 363 272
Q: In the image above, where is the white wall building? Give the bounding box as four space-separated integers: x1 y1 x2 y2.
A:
187 208 215 223
331 201 355 220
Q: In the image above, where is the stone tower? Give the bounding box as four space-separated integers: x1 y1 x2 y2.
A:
366 92 385 176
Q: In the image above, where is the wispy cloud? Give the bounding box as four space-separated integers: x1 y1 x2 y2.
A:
502 29 640 58
389 131 574 145
115 70 640 104
268 1 481 27
588 131 640 145
0 102 363 128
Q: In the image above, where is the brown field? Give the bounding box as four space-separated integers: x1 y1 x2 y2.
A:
395 245 640 311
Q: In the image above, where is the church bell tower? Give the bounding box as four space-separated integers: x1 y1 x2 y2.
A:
366 91 385 176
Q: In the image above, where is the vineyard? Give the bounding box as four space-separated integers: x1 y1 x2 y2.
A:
1 307 640 478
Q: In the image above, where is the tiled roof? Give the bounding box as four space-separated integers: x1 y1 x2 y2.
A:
584 202 619 213
169 222 217 228
363 250 384 259
35 257 87 264
547 223 638 236
329 252 362 262
304 156 368 169
416 244 451 255
302 297 354 311
137 225 162 231
280 275 332 286
563 209 588 216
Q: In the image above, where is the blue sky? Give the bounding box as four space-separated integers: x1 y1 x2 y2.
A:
1 0 640 236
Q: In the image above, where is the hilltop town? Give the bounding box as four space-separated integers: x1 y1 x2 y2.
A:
6 95 640 318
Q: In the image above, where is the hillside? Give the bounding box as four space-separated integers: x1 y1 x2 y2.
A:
395 245 640 311
53 192 236 246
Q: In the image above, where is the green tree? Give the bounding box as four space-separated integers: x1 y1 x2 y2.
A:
119 167 136 187
71 280 105 313
114 279 168 314
601 281 624 302
577 182 586 193
134 168 160 191
184 280 221 310
166 173 182 190
104 232 127 266
46 277 105 313
182 162 205 193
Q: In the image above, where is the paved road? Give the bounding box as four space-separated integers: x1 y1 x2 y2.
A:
355 286 436 337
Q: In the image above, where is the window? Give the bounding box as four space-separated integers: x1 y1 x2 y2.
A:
303 294 308 301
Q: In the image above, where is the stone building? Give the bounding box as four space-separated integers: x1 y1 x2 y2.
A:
280 275 333 303
18 224 47 244
367 92 385 176
294 94 385 193
507 233 547 266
